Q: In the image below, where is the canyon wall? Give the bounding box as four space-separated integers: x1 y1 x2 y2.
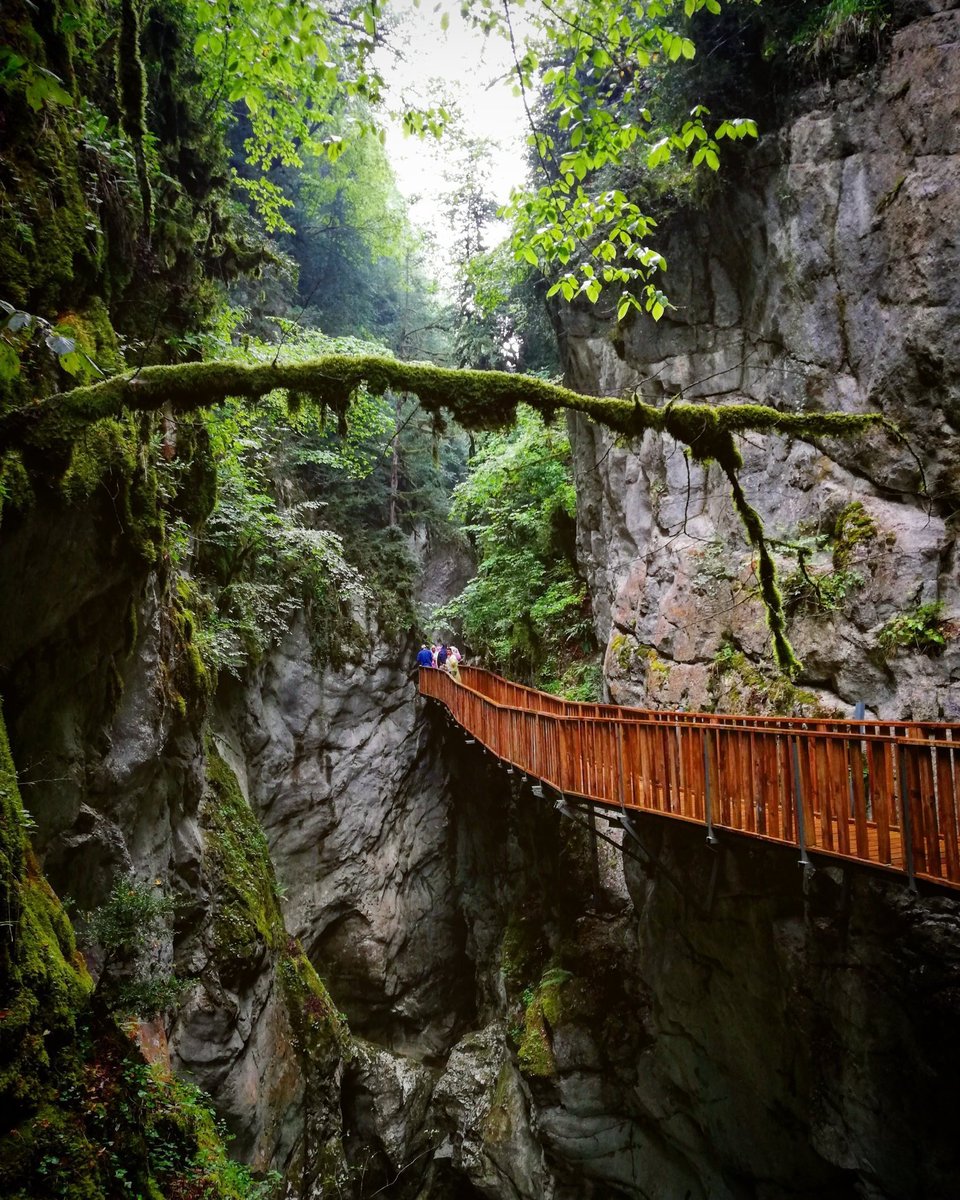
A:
4 5 960 1200
563 2 960 719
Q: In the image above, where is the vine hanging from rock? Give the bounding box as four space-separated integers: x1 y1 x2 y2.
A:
0 355 892 672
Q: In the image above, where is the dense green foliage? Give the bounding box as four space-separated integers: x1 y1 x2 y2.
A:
175 329 467 673
436 407 599 695
877 602 950 658
80 878 182 1018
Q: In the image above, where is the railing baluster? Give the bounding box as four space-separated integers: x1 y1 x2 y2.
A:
849 738 869 860
936 744 960 882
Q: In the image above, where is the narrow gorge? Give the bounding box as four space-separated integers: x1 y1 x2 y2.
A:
2 2 959 1199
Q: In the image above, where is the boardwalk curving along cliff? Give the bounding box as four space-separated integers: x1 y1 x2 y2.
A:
420 666 960 892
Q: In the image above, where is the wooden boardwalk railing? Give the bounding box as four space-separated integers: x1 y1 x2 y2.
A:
419 666 960 892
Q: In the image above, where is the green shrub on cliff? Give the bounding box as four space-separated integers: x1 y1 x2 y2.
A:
435 405 599 692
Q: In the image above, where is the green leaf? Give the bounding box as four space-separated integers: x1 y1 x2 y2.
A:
0 340 20 381
58 350 85 377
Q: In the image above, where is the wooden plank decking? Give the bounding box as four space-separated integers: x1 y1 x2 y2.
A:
419 666 960 891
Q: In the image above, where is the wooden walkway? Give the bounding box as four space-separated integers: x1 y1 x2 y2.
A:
419 665 960 892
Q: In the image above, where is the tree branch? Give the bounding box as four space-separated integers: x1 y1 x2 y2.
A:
1 354 889 675
1 355 884 457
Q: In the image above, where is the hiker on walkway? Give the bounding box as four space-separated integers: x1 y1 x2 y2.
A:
446 653 460 682
436 644 449 669
416 644 434 668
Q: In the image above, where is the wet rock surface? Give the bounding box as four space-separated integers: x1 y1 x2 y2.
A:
217 627 477 1057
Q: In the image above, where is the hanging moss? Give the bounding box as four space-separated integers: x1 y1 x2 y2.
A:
712 432 800 675
3 356 885 452
115 0 152 234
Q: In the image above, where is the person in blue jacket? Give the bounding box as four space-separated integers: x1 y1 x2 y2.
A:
416 644 434 668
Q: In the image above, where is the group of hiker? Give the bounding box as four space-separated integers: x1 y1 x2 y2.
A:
416 641 463 680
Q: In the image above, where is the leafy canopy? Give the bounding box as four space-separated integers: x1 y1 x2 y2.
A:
459 0 758 317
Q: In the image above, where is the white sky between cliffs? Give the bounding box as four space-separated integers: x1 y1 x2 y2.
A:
375 1 532 292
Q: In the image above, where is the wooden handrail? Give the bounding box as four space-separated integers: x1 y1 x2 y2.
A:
456 664 959 740
419 666 960 892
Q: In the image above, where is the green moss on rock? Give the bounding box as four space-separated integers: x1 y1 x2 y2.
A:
0 702 92 1115
277 941 350 1071
501 913 547 1001
832 500 878 570
0 451 35 520
517 966 573 1078
709 641 840 718
201 746 285 964
59 417 138 502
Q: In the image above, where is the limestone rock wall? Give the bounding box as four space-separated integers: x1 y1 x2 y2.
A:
335 726 960 1200
563 4 960 719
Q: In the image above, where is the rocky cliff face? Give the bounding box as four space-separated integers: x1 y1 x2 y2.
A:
4 7 960 1200
562 3 960 719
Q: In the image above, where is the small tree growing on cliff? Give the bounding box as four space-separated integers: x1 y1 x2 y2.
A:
81 875 183 1019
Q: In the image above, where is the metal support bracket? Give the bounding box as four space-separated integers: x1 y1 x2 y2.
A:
703 732 719 848
554 794 576 819
792 737 814 873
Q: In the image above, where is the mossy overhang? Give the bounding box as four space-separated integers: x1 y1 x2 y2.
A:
0 355 891 674
0 355 884 457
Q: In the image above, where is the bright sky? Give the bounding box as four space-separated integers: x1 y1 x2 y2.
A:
375 1 532 283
